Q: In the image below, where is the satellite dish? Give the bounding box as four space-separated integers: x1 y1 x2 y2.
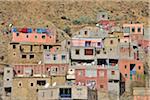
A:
42 75 46 78
38 61 42 64
92 61 95 65
48 69 51 72
44 83 50 88
52 82 56 86
96 24 99 27
9 23 13 27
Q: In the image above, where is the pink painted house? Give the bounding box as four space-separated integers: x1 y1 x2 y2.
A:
70 37 103 48
119 59 144 81
74 66 108 91
11 28 56 44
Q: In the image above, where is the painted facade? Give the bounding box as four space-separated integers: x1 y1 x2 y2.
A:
74 65 108 91
11 28 56 44
119 59 144 81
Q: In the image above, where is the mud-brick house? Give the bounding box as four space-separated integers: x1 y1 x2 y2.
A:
123 23 144 42
73 26 109 38
73 65 108 91
43 46 69 64
11 77 51 100
11 64 68 100
11 28 56 44
8 42 53 64
38 85 97 100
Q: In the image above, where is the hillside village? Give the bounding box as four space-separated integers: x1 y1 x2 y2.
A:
0 0 150 100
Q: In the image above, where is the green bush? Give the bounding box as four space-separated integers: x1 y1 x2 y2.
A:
63 26 71 34
72 16 96 25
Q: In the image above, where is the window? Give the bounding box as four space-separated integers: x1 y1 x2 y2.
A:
75 49 80 55
111 71 115 75
61 55 66 60
102 14 105 18
29 55 34 59
110 40 113 44
110 48 112 51
26 35 29 38
53 54 57 60
18 82 22 87
16 33 19 36
42 35 46 39
97 42 101 46
138 28 141 32
7 70 10 73
43 45 47 49
37 80 46 86
7 79 9 81
22 55 26 58
125 74 128 78
125 65 127 69
35 36 38 39
13 45 16 49
85 41 91 47
96 50 100 54
132 27 135 32
68 41 70 45
104 51 107 54
31 83 33 86
84 31 88 35
100 85 104 88
30 45 33 51
138 66 141 70
59 88 71 98
18 70 20 73
118 39 120 42
84 49 93 55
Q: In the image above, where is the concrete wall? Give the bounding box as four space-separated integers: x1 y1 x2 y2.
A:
43 50 69 64
8 43 44 64
3 67 13 88
71 46 95 60
38 86 97 100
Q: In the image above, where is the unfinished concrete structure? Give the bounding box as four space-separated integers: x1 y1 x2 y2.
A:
3 66 13 98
